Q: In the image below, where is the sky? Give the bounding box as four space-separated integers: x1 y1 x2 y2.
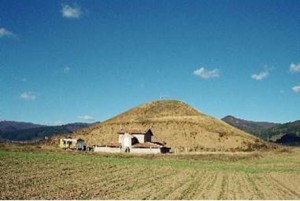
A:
0 0 299 125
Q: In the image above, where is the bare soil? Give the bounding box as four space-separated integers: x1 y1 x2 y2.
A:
0 144 299 199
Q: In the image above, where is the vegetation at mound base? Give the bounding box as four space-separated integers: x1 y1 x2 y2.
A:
0 144 299 199
58 100 277 152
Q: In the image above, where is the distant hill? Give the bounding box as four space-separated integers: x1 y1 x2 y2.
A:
266 120 300 136
64 100 275 152
221 115 279 139
0 121 43 133
222 116 300 146
0 121 94 142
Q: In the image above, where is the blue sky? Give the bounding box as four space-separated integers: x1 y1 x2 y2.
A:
0 0 299 124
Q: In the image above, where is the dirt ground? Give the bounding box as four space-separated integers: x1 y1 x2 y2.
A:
0 144 300 199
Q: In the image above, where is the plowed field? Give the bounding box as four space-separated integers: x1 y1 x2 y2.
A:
1 144 300 199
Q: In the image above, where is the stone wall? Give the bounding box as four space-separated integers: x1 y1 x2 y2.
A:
130 147 161 154
94 146 121 153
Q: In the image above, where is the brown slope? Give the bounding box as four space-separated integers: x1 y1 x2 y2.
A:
71 100 273 152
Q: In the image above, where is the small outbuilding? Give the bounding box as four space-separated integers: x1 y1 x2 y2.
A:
59 138 85 150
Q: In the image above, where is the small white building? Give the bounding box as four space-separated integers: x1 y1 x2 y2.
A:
118 128 153 144
94 128 170 154
118 128 153 152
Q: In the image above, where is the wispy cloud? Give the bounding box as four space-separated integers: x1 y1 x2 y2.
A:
289 63 300 73
292 86 300 93
0 27 15 38
78 115 94 121
193 67 220 79
64 67 71 73
61 4 83 19
21 78 27 82
20 92 36 101
251 67 270 81
15 77 27 82
44 120 65 126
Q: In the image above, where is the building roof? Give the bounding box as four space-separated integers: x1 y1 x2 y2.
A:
117 128 153 135
132 142 162 149
96 143 121 148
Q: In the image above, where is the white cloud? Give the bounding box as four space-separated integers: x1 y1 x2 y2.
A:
292 86 300 93
78 115 94 121
0 27 15 38
20 92 36 101
61 4 83 19
193 67 220 79
289 63 300 73
15 77 27 82
44 121 65 126
251 68 269 81
64 67 71 73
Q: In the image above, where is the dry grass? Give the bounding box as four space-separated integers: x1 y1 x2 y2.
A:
0 144 300 200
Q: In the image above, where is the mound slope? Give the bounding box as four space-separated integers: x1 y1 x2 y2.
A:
71 100 273 152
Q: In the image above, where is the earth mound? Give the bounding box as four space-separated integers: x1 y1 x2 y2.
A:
66 100 274 152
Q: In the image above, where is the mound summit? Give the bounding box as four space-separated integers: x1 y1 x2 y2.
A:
71 100 272 152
